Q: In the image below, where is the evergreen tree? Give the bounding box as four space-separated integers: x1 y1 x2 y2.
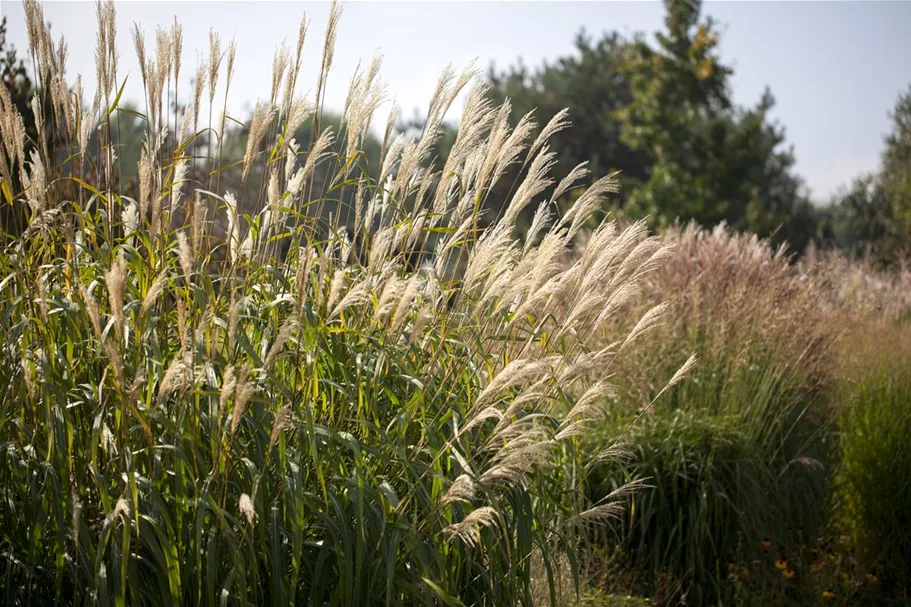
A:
617 0 811 246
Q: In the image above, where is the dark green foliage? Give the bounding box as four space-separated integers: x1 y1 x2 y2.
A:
880 88 911 242
617 1 813 249
590 382 830 604
486 0 818 251
825 175 895 258
826 86 911 262
593 412 767 603
837 336 911 593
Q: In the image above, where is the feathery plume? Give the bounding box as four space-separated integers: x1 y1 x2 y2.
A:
35 274 48 324
227 298 241 351
502 146 556 226
441 474 477 506
382 102 400 158
563 380 614 425
285 97 314 142
138 147 153 221
23 149 46 217
110 497 131 523
566 479 652 527
105 250 127 339
219 365 236 415
268 402 291 452
223 191 241 264
314 0 343 109
175 298 188 355
622 302 670 349
281 16 308 115
230 367 256 435
326 269 345 311
443 506 498 547
154 26 171 102
225 39 237 91
390 276 420 333
588 443 635 469
157 356 190 402
192 191 205 254
169 158 188 217
270 40 291 106
561 172 620 236
122 199 139 243
294 127 334 189
103 339 126 392
526 108 570 166
263 318 296 370
239 493 255 525
243 102 275 179
649 354 699 404
192 59 206 131
176 231 193 285
80 285 103 340
29 96 46 160
207 29 223 104
474 356 561 410
130 366 147 404
552 162 590 201
140 271 168 316
479 436 554 487
171 17 183 90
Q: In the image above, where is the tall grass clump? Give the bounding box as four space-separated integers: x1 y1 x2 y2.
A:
0 2 687 603
800 246 911 325
586 223 834 603
835 322 911 593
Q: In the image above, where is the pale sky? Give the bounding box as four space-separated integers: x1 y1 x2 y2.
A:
2 1 910 202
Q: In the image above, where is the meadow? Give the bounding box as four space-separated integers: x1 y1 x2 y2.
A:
583 227 911 605
1 2 910 605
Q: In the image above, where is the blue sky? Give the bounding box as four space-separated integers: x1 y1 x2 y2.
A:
3 1 910 202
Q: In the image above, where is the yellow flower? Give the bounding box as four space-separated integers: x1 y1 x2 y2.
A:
822 590 836 599
782 569 796 580
774 560 788 570
864 573 880 583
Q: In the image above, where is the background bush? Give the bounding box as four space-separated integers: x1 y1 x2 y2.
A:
836 323 911 594
584 224 834 603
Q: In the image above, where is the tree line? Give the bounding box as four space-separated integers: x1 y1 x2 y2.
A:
2 0 910 261
484 0 911 259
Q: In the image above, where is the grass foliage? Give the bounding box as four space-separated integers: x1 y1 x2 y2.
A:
2 2 910 605
580 225 911 604
586 224 837 603
0 2 693 603
836 325 911 592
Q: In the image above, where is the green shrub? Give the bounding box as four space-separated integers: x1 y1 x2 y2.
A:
586 224 833 604
592 405 829 605
596 412 765 603
837 325 911 592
